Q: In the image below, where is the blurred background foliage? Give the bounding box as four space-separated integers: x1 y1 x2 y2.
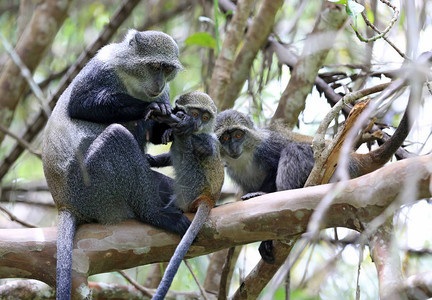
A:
0 0 431 299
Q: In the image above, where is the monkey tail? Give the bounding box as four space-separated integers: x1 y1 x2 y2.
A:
152 200 212 300
56 210 77 300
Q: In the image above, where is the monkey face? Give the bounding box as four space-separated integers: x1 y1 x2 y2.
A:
219 129 245 159
180 107 214 133
141 63 179 98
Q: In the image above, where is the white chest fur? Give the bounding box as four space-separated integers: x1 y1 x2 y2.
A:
225 150 267 192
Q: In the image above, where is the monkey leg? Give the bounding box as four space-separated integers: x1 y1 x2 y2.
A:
83 124 190 235
275 143 314 191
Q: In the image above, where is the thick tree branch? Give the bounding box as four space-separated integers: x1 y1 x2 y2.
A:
369 218 402 300
0 155 430 294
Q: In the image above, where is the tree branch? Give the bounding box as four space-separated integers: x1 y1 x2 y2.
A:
0 155 430 294
219 0 284 110
0 0 72 144
0 0 141 180
271 2 348 127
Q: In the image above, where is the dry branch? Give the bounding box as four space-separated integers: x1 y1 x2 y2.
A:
0 155 430 296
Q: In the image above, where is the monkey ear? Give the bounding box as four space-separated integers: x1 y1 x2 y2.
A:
125 29 141 47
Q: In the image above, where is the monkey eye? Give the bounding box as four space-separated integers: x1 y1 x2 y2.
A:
221 134 230 142
234 131 243 139
149 63 161 70
202 113 211 122
190 109 200 118
164 65 175 73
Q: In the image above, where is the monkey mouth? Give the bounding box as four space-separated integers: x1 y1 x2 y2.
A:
230 153 241 159
148 91 162 97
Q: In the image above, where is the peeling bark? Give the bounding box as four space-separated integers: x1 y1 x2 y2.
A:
0 155 430 296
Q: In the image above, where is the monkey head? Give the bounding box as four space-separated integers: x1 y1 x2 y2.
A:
97 29 183 100
215 109 262 159
174 91 217 134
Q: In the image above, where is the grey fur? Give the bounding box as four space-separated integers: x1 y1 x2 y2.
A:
42 30 188 300
152 92 224 299
215 109 314 263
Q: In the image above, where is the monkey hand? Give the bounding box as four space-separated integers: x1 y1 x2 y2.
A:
144 102 173 120
191 135 216 159
171 113 195 136
241 192 266 200
161 128 173 144
159 206 191 236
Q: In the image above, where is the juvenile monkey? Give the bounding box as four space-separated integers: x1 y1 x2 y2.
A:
42 30 189 300
215 109 410 263
148 92 224 300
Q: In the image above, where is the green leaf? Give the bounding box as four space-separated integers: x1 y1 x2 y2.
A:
329 0 347 4
185 32 216 49
346 0 365 17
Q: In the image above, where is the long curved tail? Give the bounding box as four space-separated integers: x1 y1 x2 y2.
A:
152 202 211 300
56 210 77 300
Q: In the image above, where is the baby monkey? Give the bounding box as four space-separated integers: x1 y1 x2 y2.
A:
148 91 224 300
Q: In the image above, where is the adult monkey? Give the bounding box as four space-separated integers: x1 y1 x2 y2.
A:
215 109 410 263
42 30 190 300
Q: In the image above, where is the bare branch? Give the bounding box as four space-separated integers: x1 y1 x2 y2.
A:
209 0 254 105
0 33 50 118
0 205 37 228
117 270 153 298
271 2 348 127
0 155 430 294
184 260 209 300
219 0 284 110
0 123 41 158
352 0 400 45
369 218 403 300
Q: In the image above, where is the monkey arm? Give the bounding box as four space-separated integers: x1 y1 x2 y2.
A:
69 89 153 123
146 153 172 167
191 134 218 160
68 63 172 123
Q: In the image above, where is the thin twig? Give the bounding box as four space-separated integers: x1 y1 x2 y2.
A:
0 33 51 118
218 246 235 300
0 205 37 228
117 270 153 298
355 245 363 300
359 9 408 60
352 0 399 44
184 259 209 300
0 123 41 158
